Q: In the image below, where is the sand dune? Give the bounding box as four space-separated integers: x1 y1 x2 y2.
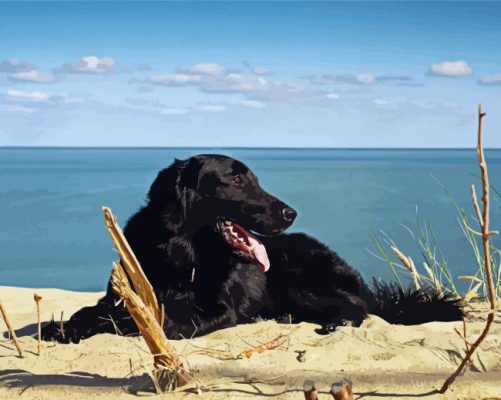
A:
1 286 500 399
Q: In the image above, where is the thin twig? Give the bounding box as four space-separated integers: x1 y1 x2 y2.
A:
453 324 474 349
60 310 65 340
236 335 288 359
34 293 42 356
0 300 23 358
463 318 470 353
439 104 498 393
184 334 289 361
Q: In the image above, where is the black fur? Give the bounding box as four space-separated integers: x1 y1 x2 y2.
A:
42 154 463 343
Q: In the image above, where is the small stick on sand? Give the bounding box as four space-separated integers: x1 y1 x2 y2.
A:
34 293 42 355
296 350 307 363
303 380 318 400
236 334 287 359
0 300 23 358
330 379 353 400
60 311 65 339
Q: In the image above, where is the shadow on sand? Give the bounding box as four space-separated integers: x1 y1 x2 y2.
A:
0 369 443 398
0 369 154 395
2 320 55 339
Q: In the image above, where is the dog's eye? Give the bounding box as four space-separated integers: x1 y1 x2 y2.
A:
232 174 243 186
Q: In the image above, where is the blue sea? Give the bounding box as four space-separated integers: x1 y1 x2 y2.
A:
1 148 500 292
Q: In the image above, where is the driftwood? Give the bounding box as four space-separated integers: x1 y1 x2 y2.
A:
104 206 190 392
236 334 287 359
439 105 498 393
103 207 164 327
303 380 318 400
0 300 23 358
330 379 353 400
34 293 42 355
111 263 190 391
182 334 288 362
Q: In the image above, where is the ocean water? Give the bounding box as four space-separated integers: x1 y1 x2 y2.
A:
1 148 500 292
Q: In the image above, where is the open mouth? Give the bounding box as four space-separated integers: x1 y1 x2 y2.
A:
217 220 270 272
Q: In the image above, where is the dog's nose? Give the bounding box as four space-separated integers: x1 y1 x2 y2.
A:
282 207 297 222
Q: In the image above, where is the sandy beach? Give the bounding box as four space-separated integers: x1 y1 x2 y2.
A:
1 285 500 400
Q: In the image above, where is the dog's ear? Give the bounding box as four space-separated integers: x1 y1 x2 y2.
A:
177 157 204 221
148 157 203 222
147 158 184 207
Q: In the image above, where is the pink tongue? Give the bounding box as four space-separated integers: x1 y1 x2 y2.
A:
247 235 270 272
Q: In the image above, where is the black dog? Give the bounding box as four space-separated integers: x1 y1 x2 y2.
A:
43 154 462 342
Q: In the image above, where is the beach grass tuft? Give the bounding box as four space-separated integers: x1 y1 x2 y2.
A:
369 182 500 301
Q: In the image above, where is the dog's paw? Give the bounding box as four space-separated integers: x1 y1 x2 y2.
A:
275 314 293 324
40 320 65 342
314 319 350 335
41 320 82 343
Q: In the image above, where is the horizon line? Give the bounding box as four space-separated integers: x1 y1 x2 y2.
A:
1 146 501 151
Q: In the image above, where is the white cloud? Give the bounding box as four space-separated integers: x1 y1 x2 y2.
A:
0 59 36 73
428 60 473 77
148 67 270 93
308 73 376 85
141 62 317 104
187 63 225 76
258 77 267 85
63 97 84 104
6 89 52 102
241 100 266 109
202 73 270 93
326 93 339 100
357 74 375 84
150 73 202 85
373 98 388 106
4 105 38 114
9 70 56 83
160 107 189 116
306 74 414 86
252 66 270 75
5 89 82 105
478 73 501 86
199 104 226 112
57 56 116 74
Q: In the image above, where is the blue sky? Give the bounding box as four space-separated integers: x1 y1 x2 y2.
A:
1 1 501 147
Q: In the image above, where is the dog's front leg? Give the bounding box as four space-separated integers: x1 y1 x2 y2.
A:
163 303 238 339
41 296 138 343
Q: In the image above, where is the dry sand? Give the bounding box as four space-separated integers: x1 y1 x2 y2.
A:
1 285 500 400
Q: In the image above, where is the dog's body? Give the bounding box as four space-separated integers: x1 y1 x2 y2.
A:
43 154 462 342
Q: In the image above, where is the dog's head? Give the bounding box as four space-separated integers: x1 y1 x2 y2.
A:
147 154 297 271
